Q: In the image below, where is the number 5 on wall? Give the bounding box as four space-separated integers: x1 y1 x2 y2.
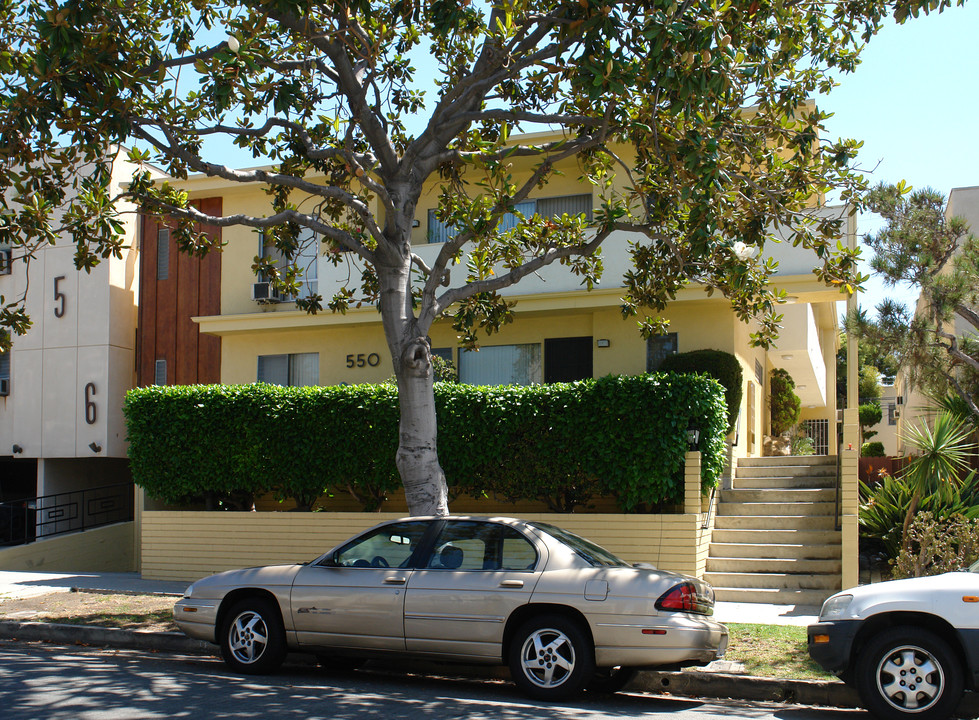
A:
54 275 66 318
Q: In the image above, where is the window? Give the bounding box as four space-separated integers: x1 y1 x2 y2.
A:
431 347 453 364
754 359 764 386
258 353 319 387
326 521 430 568
646 333 678 372
426 521 538 571
156 228 170 281
459 344 540 386
259 229 319 298
887 402 898 426
154 359 167 386
0 243 11 276
0 347 10 395
428 194 592 243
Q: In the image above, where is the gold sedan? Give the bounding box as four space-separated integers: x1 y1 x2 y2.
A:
175 516 728 700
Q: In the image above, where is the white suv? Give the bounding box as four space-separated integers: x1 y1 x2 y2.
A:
808 561 979 720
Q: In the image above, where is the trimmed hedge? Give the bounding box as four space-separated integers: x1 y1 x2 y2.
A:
124 373 727 513
659 349 743 433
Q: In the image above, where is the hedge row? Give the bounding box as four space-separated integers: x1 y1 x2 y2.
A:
124 373 727 513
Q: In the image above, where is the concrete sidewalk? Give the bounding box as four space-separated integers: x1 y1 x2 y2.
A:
0 570 822 624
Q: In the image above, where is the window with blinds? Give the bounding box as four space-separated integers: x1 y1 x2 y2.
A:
257 353 319 387
258 229 319 299
458 344 541 386
428 193 593 243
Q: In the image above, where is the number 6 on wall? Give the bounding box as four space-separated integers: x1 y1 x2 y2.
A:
84 382 97 425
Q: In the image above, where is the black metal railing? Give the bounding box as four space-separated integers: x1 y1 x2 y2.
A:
0 482 134 547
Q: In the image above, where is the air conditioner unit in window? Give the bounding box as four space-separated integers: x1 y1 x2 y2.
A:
252 281 289 303
0 378 9 396
0 248 11 276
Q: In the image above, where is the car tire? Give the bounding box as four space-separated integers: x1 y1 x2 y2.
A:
508 614 595 701
855 626 964 720
587 666 638 694
220 597 287 675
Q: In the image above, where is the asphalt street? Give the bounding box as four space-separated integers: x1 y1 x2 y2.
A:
0 641 868 720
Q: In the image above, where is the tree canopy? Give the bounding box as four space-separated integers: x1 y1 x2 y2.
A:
0 0 963 514
851 183 979 418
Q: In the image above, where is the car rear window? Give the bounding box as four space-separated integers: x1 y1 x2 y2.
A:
529 522 630 568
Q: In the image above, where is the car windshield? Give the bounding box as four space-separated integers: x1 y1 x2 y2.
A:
529 522 631 568
970 558 979 573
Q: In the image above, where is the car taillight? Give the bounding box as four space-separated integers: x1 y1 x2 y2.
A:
656 582 700 613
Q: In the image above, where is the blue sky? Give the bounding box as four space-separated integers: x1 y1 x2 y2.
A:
819 2 979 314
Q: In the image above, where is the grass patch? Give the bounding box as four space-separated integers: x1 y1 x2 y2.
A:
725 623 833 680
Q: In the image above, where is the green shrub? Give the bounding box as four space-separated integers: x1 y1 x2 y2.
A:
859 471 979 561
770 368 801 435
861 441 885 457
659 349 743 433
893 511 979 578
125 373 727 513
792 432 815 456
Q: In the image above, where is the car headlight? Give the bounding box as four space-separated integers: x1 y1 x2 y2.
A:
182 583 195 599
819 593 853 620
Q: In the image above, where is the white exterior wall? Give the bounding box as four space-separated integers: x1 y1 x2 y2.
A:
0 155 140 464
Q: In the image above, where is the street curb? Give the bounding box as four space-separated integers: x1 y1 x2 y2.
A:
2 620 977 716
0 620 214 656
634 670 860 708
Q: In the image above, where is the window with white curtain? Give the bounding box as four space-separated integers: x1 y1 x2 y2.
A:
258 353 319 387
459 344 541 386
428 194 592 243
259 228 319 298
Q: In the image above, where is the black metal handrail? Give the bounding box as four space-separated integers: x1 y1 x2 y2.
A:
0 482 134 547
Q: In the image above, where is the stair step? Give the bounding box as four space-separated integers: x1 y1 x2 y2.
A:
708 542 841 560
712 586 835 607
735 465 837 479
720 488 837 503
717 501 837 517
713 515 838 531
707 557 842 574
737 456 837 467
704 571 840 590
733 475 837 490
710 528 840 546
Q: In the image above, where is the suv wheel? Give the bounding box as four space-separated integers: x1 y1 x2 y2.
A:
855 626 963 720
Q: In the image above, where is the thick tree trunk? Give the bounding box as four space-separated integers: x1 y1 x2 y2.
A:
375 236 449 517
394 337 450 516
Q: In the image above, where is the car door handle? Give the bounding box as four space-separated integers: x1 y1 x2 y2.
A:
384 576 407 585
500 580 524 588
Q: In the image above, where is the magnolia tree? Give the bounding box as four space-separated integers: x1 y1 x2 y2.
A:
0 0 959 514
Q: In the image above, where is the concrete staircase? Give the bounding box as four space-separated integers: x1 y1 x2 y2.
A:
706 455 842 607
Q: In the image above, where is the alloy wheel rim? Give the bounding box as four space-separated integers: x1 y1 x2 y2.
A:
520 628 576 688
229 610 269 664
876 644 944 713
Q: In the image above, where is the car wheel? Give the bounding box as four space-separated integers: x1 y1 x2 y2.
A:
220 597 287 674
508 615 594 700
587 666 638 694
855 626 964 720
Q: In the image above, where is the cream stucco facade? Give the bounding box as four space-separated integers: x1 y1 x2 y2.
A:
0 155 144 518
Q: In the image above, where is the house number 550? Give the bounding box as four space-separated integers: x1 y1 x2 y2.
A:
346 353 380 368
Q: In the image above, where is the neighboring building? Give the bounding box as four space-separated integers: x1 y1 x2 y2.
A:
0 153 143 552
153 133 850 462
893 185 979 454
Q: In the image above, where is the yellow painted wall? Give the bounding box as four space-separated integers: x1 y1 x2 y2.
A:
0 522 135 573
142 451 712 582
218 295 741 387
142 510 708 582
